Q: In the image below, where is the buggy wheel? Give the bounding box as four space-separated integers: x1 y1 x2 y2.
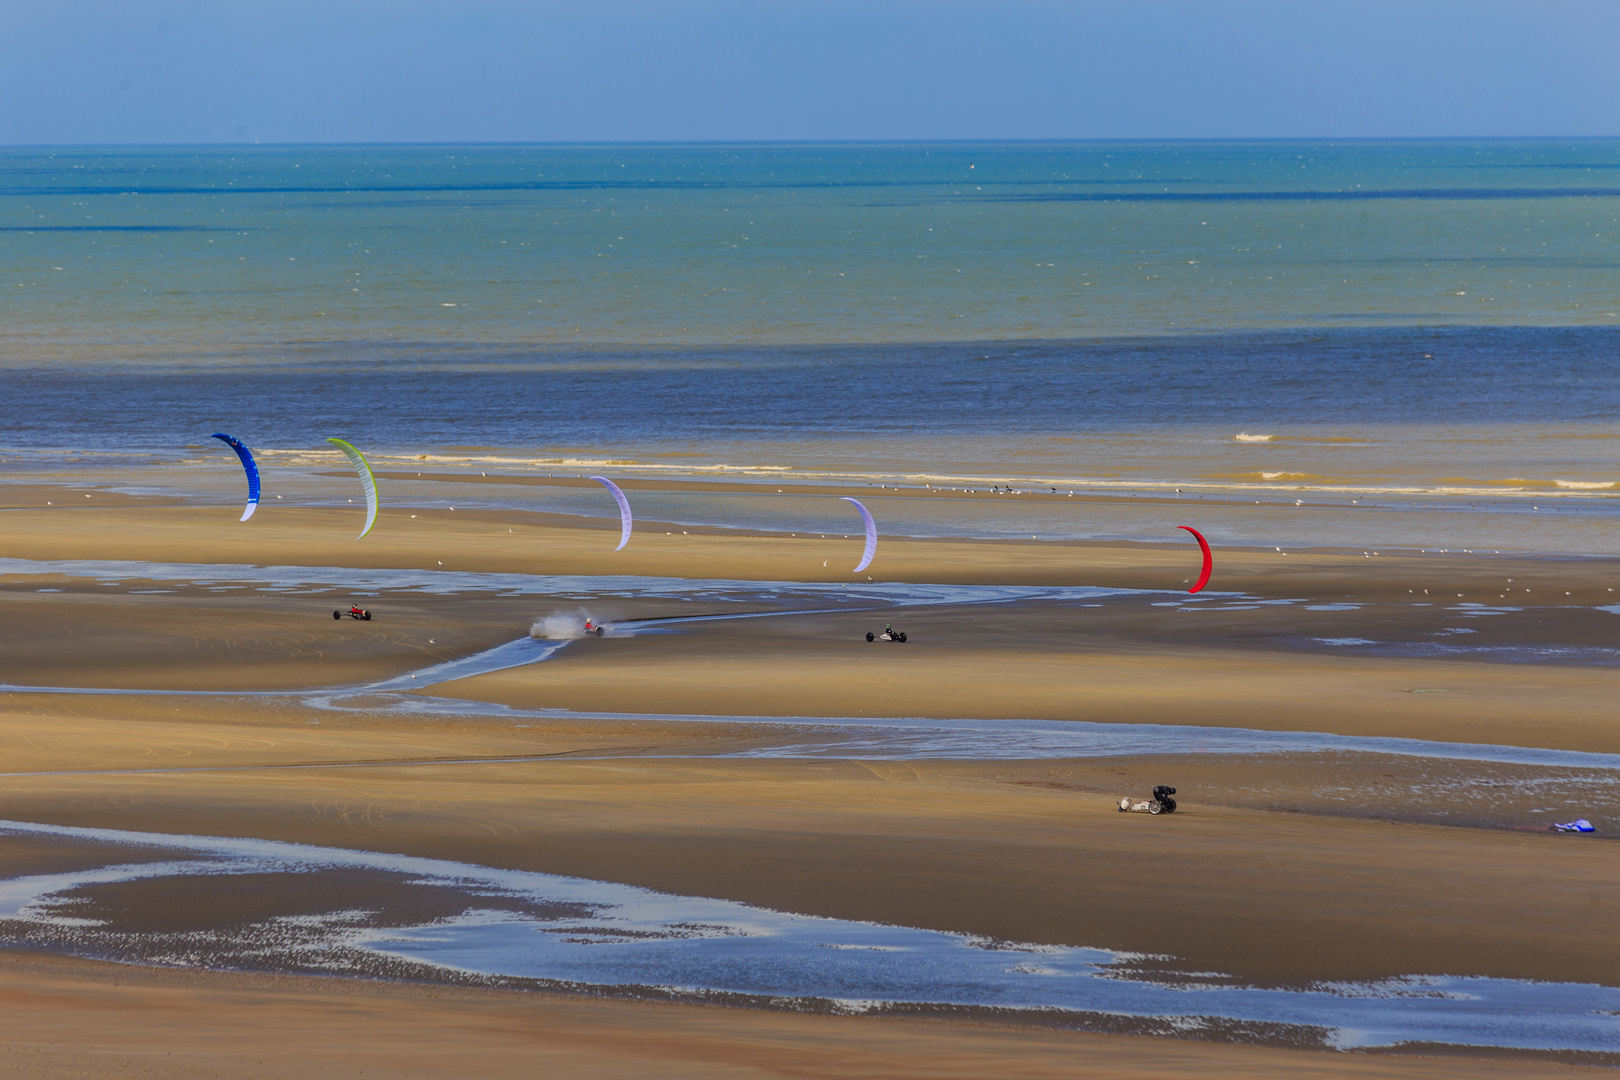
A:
333 611 342 620
594 626 604 636
898 632 907 642
866 632 875 642
1148 801 1162 815
362 611 372 621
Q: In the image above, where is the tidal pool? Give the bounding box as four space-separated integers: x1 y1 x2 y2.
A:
0 821 1615 1056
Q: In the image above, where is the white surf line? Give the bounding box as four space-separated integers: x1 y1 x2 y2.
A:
0 819 1615 1054
215 447 1620 504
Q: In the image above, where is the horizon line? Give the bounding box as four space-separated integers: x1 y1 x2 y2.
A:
4 135 1620 152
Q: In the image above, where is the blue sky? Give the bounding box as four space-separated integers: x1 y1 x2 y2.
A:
1 1 1615 144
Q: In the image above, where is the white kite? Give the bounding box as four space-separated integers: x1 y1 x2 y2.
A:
840 496 877 573
327 437 378 539
589 476 633 551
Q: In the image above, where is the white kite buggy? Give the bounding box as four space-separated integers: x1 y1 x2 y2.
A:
1118 786 1178 815
866 625 907 643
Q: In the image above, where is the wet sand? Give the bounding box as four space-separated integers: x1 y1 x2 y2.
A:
441 627 1620 754
1 501 1618 1073
0 588 529 690
4 951 1603 1080
1 701 1617 988
5 492 1620 598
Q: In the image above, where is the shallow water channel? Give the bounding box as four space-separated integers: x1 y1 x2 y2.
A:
0 820 1616 1056
2 560 1618 1052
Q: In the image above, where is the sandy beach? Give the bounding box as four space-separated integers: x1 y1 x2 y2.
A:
9 63 1620 1076
5 951 1604 1080
0 495 1617 1075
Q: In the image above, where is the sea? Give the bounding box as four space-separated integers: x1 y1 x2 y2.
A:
2 140 1619 554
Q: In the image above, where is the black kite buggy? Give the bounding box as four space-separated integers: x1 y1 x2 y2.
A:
334 604 373 621
866 626 907 643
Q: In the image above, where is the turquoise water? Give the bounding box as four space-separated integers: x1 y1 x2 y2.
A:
3 141 1619 358
2 142 1619 551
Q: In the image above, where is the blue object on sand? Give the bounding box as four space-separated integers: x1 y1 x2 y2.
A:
1553 819 1595 833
